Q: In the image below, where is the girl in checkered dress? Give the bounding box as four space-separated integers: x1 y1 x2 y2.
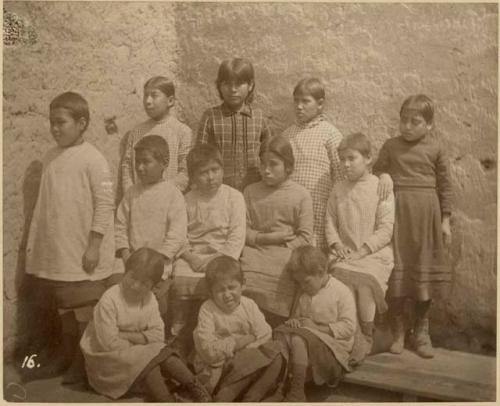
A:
282 78 345 251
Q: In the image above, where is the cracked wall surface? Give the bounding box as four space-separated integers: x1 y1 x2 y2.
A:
3 2 497 358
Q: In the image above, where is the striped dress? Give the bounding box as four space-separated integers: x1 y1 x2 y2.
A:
197 103 271 191
283 114 345 250
121 115 193 194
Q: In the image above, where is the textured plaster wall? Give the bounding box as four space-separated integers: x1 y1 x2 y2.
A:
3 2 497 358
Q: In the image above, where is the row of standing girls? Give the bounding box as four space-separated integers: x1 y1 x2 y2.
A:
23 57 452 402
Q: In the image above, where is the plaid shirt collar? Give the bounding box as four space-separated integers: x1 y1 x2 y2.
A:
220 102 253 117
297 113 325 129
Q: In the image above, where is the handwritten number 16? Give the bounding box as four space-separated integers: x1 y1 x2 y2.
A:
21 354 38 369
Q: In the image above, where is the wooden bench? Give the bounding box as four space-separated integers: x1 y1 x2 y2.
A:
343 348 496 401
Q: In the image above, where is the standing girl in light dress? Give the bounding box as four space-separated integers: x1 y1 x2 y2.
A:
240 135 314 320
80 248 211 402
121 76 192 194
374 95 452 358
326 132 395 356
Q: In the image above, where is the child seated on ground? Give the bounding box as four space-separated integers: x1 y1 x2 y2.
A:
326 132 394 355
273 246 356 402
169 144 246 353
115 135 187 318
80 248 211 402
193 256 284 401
24 91 117 383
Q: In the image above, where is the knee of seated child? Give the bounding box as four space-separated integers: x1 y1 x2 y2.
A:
74 306 94 324
59 310 78 334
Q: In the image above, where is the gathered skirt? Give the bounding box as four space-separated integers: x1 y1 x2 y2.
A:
389 187 451 299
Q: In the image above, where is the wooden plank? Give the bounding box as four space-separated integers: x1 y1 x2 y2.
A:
344 349 496 401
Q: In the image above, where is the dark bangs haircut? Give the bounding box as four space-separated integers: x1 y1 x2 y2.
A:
293 77 325 101
50 91 90 131
205 256 244 292
125 247 164 286
338 132 372 158
400 94 434 124
216 58 255 103
186 143 223 180
144 76 175 97
259 135 295 174
134 135 170 167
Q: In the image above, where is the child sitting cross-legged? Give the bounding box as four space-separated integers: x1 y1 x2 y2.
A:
193 256 284 401
273 246 356 402
80 248 211 402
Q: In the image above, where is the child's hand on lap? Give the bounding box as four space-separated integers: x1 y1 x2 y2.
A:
285 318 302 328
332 242 351 260
299 318 318 330
377 173 393 201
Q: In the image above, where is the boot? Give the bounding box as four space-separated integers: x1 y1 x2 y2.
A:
21 334 73 382
389 315 405 354
284 363 307 402
185 378 212 402
412 317 434 359
62 346 86 384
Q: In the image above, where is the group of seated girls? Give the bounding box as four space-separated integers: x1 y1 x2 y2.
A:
23 57 452 402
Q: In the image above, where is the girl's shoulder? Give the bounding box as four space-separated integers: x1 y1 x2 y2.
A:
129 118 156 134
284 179 311 197
97 284 122 308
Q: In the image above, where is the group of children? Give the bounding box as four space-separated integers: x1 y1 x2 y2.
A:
22 57 452 402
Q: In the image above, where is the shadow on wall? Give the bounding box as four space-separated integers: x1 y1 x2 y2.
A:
13 160 61 361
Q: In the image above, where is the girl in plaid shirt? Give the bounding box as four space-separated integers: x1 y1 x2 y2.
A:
197 58 271 191
283 78 345 251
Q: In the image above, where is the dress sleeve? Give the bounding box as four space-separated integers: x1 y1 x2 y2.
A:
115 190 131 253
142 296 165 344
324 189 341 249
174 125 193 192
286 190 314 249
121 130 135 194
161 187 188 260
436 146 453 215
326 128 345 184
244 187 259 246
260 114 272 143
88 154 114 235
364 192 395 253
193 303 236 366
246 300 272 348
197 109 214 146
218 190 246 259
372 141 391 175
93 294 131 351
328 282 357 340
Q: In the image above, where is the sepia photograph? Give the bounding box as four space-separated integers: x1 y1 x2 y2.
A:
2 1 497 403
